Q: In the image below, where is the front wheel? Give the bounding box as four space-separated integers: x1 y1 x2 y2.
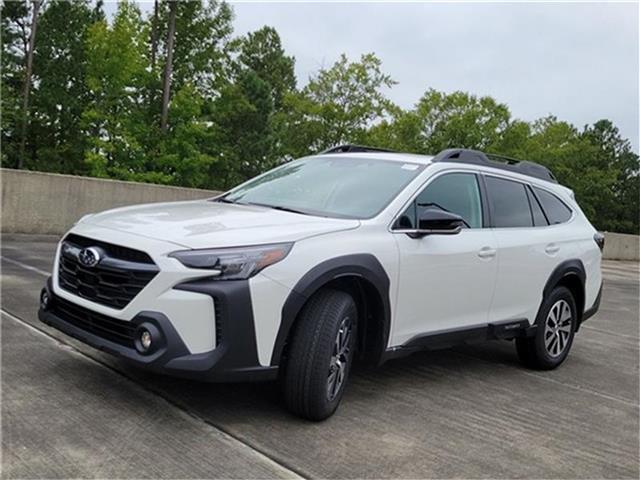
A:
282 289 357 421
516 286 577 370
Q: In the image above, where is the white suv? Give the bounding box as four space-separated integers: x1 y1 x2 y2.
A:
39 146 603 420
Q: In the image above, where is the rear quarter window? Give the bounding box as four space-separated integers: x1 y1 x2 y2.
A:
533 187 572 225
485 176 533 228
526 186 549 227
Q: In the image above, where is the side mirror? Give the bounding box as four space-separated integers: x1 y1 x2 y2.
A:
411 207 464 237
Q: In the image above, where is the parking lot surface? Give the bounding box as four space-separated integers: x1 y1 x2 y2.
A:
2 234 639 479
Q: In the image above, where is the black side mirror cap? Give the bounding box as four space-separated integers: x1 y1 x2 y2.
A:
411 207 465 237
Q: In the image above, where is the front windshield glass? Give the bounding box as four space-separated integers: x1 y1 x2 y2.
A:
223 156 426 219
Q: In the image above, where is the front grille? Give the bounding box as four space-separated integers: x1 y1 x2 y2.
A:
52 296 136 348
65 234 154 264
58 234 159 309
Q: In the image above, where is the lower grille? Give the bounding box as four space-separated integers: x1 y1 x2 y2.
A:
213 297 223 346
52 296 136 348
58 235 159 309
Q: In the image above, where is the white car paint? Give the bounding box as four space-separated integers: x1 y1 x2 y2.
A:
49 151 602 369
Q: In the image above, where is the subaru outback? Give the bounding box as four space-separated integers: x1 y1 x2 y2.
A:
39 146 603 420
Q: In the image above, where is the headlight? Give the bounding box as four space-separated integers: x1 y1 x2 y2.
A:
169 243 293 280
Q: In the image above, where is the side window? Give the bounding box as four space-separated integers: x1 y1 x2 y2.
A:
526 186 549 227
533 187 572 224
485 176 533 228
396 173 483 229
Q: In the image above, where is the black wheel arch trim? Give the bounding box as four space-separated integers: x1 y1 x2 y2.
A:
270 253 391 366
540 259 587 324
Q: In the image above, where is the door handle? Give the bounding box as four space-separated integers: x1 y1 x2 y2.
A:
478 247 497 259
545 244 560 255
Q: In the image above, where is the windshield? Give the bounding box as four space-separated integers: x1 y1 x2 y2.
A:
222 156 426 219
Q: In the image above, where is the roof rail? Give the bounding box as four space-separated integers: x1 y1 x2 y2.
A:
321 144 397 154
432 148 557 183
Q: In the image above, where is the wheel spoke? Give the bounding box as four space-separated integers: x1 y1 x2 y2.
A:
545 331 556 348
558 323 571 333
327 369 337 397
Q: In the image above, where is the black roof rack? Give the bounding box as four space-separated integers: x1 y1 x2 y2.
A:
432 148 557 183
321 144 397 154
321 145 557 183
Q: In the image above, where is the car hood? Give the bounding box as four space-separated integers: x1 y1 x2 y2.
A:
81 200 360 249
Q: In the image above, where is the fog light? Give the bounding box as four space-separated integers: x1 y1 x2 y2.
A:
140 330 152 350
134 323 161 355
40 289 51 310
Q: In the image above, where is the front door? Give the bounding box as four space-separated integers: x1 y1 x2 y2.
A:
391 171 498 346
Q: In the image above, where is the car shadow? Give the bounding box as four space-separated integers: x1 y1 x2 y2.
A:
105 339 524 425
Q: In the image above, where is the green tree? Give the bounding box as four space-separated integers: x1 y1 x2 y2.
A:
151 83 217 187
208 70 274 188
154 0 234 97
370 89 511 155
1 0 34 167
29 0 101 174
581 120 639 233
150 1 234 132
82 1 155 180
237 26 296 109
278 53 396 157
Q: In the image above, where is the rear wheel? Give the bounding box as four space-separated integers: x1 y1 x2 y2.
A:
282 289 357 421
516 286 577 370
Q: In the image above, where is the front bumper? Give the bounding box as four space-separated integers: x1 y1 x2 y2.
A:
39 277 278 382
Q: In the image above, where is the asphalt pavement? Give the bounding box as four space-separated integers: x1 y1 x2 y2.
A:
1 234 638 479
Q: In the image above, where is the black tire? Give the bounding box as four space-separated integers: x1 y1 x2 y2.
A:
282 288 357 421
516 286 577 370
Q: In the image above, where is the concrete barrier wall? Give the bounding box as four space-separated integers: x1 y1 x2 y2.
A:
2 168 638 260
602 232 640 261
1 168 220 235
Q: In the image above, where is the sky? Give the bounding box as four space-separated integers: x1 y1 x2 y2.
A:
105 1 639 151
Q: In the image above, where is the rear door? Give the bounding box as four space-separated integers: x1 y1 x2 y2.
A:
391 171 498 346
485 175 575 325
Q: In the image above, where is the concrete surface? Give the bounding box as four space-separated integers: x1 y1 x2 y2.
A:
1 169 220 235
1 234 639 479
603 232 640 261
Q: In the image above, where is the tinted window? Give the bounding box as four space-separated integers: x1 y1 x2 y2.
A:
396 173 483 229
534 187 572 224
485 176 533 228
526 186 549 227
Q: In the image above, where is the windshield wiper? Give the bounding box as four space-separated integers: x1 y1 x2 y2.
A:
215 197 236 204
241 201 310 216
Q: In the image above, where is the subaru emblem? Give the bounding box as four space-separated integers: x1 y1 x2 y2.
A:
78 247 101 268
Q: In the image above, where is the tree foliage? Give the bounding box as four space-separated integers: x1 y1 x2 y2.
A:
1 1 637 233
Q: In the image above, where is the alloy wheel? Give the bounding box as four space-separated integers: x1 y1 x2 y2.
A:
327 316 353 401
544 299 572 357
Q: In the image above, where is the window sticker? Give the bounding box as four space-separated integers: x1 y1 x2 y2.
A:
401 164 420 171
